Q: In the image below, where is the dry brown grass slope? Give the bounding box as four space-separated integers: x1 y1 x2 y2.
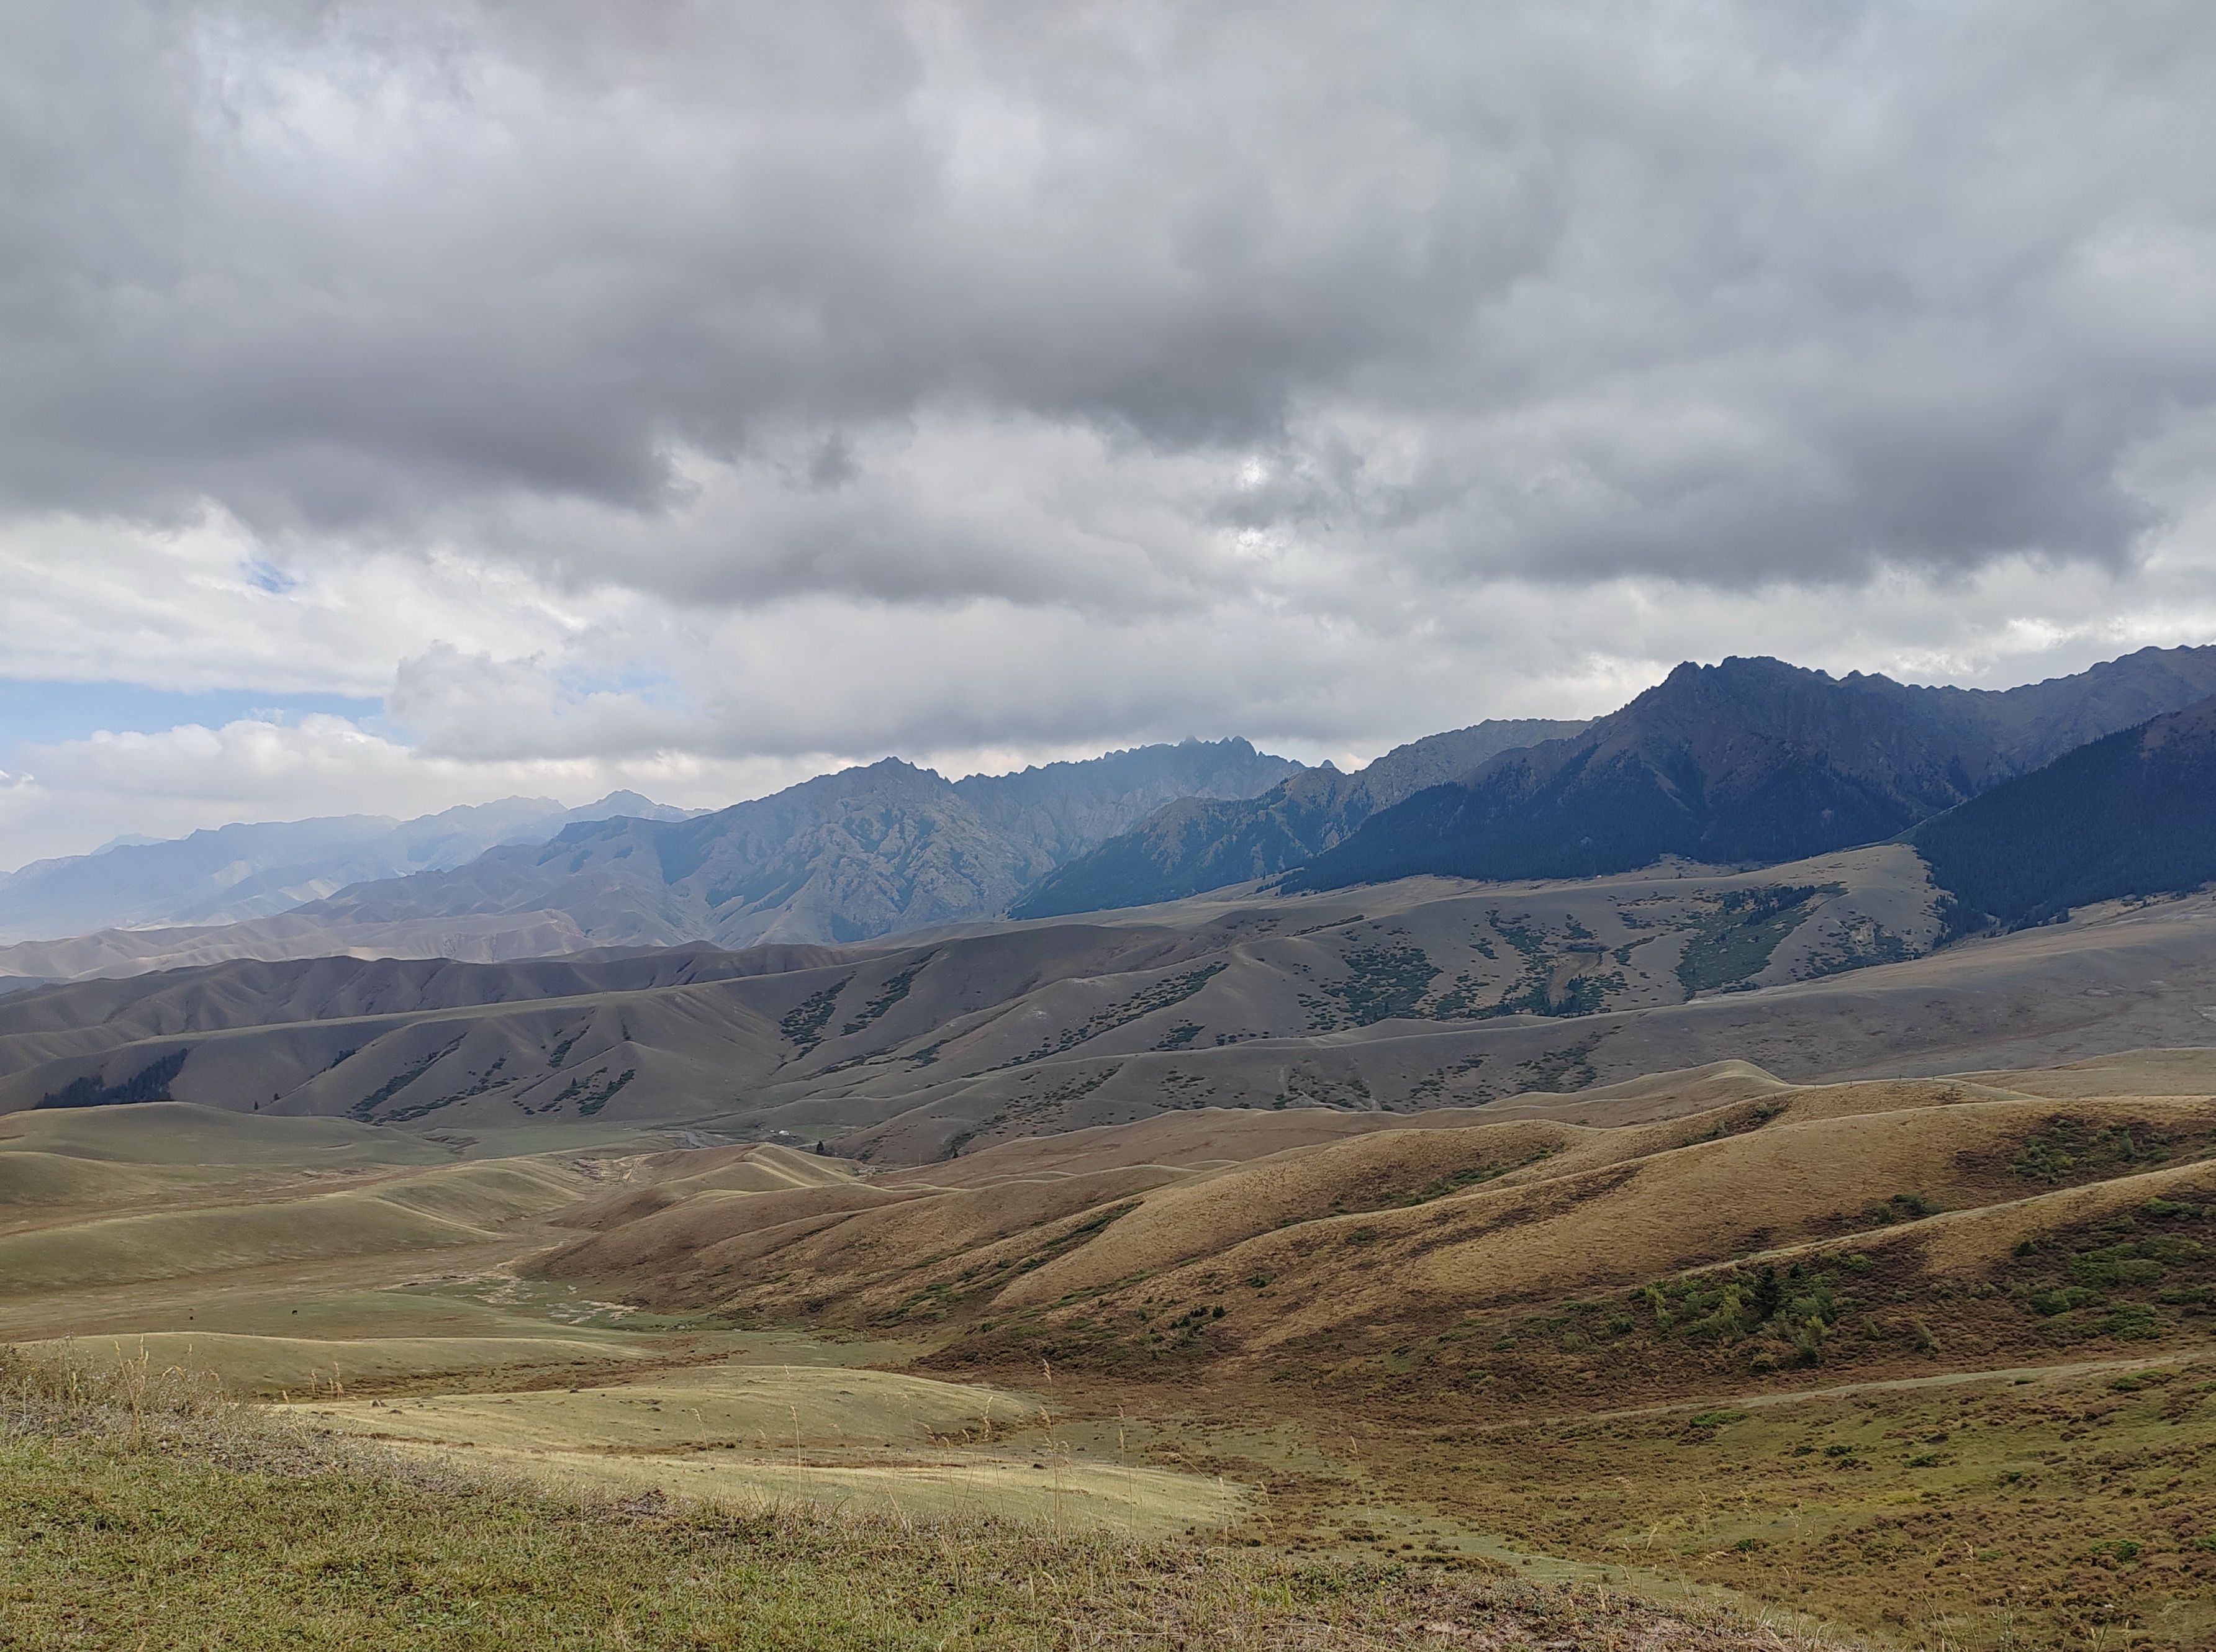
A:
1086 1095 2214 1357
536 1163 1192 1310
530 1055 2216 1418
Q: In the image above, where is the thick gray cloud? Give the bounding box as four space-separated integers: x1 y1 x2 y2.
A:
6 0 2214 599
7 0 2216 869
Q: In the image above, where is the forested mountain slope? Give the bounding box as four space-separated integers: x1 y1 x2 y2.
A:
1914 692 2216 931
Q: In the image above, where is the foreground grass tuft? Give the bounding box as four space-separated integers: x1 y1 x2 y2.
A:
0 1348 1832 1650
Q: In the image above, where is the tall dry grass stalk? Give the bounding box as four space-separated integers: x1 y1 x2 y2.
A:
2 1340 235 1453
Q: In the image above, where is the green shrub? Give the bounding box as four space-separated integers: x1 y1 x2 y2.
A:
2104 1304 2161 1340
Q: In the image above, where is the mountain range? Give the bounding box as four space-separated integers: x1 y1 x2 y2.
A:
243 739 1301 951
8 836 2216 1158
1009 718 1586 919
6 645 2215 985
0 792 696 944
1282 645 2216 894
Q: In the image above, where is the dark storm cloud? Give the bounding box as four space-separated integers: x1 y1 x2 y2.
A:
4 1 2215 595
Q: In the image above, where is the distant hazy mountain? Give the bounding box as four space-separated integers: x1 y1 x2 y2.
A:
1914 692 2216 931
1010 719 1585 919
287 739 1301 949
1286 645 2216 891
0 792 692 944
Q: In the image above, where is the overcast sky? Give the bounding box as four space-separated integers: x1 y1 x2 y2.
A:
4 1 2215 867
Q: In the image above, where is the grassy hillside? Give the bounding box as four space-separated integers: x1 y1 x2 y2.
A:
536 1069 2216 1379
528 1054 2216 1646
0 1349 1805 1651
6 1053 2215 1645
0 1099 453 1165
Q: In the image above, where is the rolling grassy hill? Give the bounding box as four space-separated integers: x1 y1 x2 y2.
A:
517 1050 2216 1646
530 1059 2216 1391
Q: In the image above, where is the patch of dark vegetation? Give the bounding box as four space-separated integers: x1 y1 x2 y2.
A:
379 1057 517 1124
2010 1117 2171 1185
840 956 930 1039
1005 964 1226 1066
565 1068 637 1117
37 1048 188 1110
347 1036 466 1122
1798 914 1917 980
780 978 852 1056
1395 1152 1553 1207
971 1067 1132 1145
2004 1198 2216 1345
1686 1100 1788 1145
1516 1033 1607 1094
1418 913 1623 1021
1636 1260 1855 1368
1423 972 1490 1018
546 1027 587 1069
1675 886 1835 995
1529 964 1622 1017
1305 945 1440 1028
1152 1022 1204 1050
1481 914 1552 1013
1862 1191 1947 1227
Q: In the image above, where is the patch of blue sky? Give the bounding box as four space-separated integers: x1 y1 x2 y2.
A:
0 680 383 762
565 667 684 703
242 557 299 594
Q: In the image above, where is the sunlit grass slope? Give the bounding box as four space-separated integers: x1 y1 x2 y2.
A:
0 1349 1807 1651
0 1101 453 1165
0 1158 587 1294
